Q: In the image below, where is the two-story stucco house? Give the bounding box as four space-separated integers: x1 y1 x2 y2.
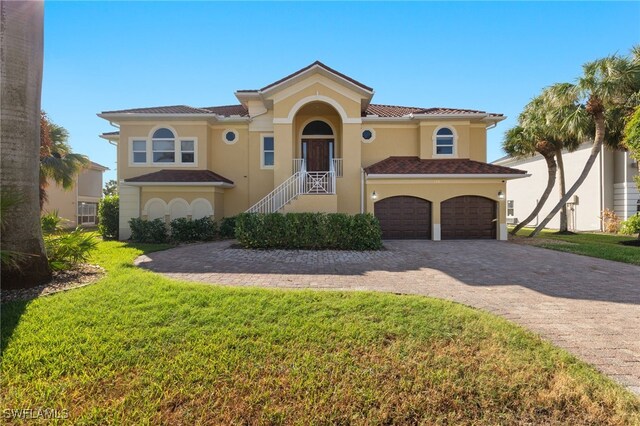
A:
43 160 108 227
99 61 528 241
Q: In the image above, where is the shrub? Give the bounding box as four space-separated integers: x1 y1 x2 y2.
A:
235 212 382 250
601 209 621 233
619 214 640 239
44 228 98 271
129 218 168 243
41 210 67 234
98 195 119 240
219 216 237 239
170 217 217 242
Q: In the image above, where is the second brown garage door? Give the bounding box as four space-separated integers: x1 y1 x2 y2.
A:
374 196 431 239
441 196 496 240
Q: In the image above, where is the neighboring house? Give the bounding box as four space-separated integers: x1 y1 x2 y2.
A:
43 161 108 227
99 61 528 241
493 145 639 231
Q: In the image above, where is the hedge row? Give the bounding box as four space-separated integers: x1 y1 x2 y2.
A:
128 216 237 244
234 212 382 250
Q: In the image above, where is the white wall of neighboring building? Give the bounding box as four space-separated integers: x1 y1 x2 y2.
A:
494 144 640 232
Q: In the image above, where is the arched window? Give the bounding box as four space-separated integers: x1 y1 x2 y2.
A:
302 120 333 136
434 127 455 156
152 128 176 163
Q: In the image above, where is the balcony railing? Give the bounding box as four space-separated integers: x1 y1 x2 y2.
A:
293 158 343 177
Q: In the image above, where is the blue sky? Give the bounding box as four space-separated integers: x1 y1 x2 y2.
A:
43 1 640 183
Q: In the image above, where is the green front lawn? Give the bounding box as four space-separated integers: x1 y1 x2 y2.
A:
512 228 640 266
1 241 638 424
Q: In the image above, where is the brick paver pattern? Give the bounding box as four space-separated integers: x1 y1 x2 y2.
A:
135 240 640 395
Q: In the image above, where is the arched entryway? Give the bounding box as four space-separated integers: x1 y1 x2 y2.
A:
374 196 432 239
301 119 334 172
441 195 497 240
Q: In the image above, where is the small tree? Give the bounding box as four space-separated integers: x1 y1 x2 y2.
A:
98 195 119 240
103 179 118 196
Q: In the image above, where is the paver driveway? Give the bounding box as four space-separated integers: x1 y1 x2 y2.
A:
135 240 640 395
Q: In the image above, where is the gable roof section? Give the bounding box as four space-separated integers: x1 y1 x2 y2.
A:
236 61 374 93
200 104 249 117
365 157 527 177
124 169 234 186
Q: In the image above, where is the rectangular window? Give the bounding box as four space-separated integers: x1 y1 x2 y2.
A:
153 140 175 163
77 202 97 225
132 140 147 163
507 200 514 217
262 135 274 168
180 140 195 163
436 137 454 155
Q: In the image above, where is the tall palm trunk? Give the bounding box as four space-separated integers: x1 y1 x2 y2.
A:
0 0 51 288
555 148 569 232
510 151 557 235
530 105 605 237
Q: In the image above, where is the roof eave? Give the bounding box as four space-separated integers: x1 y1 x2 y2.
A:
97 113 249 122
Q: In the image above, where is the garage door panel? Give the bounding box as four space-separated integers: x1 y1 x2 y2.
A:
375 196 431 240
441 196 496 240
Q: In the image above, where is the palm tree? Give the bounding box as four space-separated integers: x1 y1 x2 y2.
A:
0 0 51 288
503 95 561 235
40 112 89 209
540 83 588 233
530 51 640 237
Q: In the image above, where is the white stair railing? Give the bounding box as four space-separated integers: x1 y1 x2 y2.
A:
246 158 338 214
246 171 305 214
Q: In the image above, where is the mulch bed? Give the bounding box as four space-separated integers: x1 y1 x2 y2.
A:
1 264 105 303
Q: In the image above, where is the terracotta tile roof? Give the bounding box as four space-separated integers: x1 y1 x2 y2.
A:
364 157 527 175
101 131 119 136
125 169 234 184
102 105 211 114
364 104 504 118
102 104 249 117
201 104 249 117
237 60 374 93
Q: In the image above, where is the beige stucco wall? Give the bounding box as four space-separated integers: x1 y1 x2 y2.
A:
77 168 103 198
42 180 77 228
139 186 222 221
283 194 338 213
208 125 250 217
118 122 209 181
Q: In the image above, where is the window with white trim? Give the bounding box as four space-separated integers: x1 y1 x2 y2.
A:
152 128 176 163
262 135 274 168
180 140 195 163
507 200 515 217
132 140 147 163
77 202 97 225
435 127 455 155
130 127 197 166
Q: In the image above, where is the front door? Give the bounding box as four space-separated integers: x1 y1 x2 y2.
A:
304 139 332 171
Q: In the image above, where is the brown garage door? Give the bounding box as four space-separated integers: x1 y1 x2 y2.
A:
374 196 431 239
441 196 496 240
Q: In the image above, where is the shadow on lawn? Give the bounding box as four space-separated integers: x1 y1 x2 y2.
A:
135 239 640 305
1 299 29 356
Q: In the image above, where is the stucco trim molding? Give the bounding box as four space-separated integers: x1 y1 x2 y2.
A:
274 95 362 125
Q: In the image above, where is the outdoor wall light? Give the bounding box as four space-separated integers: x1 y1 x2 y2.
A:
371 191 378 200
498 190 505 200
